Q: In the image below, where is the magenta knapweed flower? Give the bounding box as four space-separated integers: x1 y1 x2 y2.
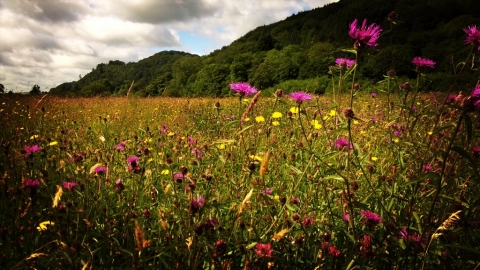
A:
328 245 341 258
342 213 350 222
230 82 257 96
261 189 272 195
335 137 353 151
472 147 480 158
254 243 273 258
370 92 377 98
471 85 480 106
25 179 40 189
464 25 480 50
94 166 107 174
335 58 355 68
173 173 185 183
360 210 382 227
349 18 383 49
116 141 126 151
189 195 205 214
23 145 40 158
289 91 312 104
399 228 421 243
412 57 436 69
62 181 76 191
422 165 432 172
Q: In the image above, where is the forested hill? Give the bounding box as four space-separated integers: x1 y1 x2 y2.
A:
49 0 480 97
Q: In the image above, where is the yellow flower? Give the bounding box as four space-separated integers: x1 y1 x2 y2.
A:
244 117 250 122
161 169 170 175
30 135 39 140
393 138 399 143
249 155 263 162
49 141 58 146
371 156 378 161
272 121 280 126
289 107 299 114
353 120 359 125
322 115 330 121
217 144 226 150
427 131 433 135
272 112 282 118
329 110 336 117
310 120 322 130
167 132 175 137
37 221 54 231
255 116 265 122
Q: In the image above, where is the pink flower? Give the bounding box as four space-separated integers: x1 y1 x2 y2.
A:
360 210 382 227
254 243 273 258
464 25 480 50
230 82 257 96
23 145 40 158
289 91 312 104
25 179 40 189
62 181 77 191
412 57 436 69
349 19 383 49
335 138 353 151
335 58 355 68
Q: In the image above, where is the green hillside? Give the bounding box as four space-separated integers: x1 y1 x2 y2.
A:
49 0 480 97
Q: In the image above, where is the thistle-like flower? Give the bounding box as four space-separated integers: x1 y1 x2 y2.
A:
464 25 480 50
349 19 383 49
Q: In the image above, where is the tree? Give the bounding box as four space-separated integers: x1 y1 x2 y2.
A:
29 84 41 95
0 83 4 93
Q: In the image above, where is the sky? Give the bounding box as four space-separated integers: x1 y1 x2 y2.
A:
0 0 338 93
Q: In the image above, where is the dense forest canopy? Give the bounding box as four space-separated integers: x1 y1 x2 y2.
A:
49 0 480 97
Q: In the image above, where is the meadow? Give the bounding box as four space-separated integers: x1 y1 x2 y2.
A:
1 19 480 270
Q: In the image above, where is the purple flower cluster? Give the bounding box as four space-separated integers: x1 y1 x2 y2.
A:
127 156 141 173
25 179 40 189
230 82 257 96
471 85 480 107
289 91 312 104
349 19 383 49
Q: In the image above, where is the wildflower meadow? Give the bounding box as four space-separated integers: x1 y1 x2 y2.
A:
1 19 480 270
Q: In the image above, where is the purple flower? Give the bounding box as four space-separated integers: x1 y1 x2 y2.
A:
360 210 382 227
412 57 436 70
25 179 40 189
464 25 480 50
370 92 377 98
173 173 185 183
94 166 107 174
289 91 312 104
472 146 480 158
62 181 76 191
261 189 272 195
471 85 480 107
335 137 353 151
23 145 40 158
116 141 126 151
399 228 421 243
127 156 139 165
422 165 432 172
348 19 383 49
342 213 350 222
335 58 355 68
230 82 257 96
191 148 203 159
189 195 205 215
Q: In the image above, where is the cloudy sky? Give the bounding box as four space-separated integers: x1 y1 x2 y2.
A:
0 0 338 92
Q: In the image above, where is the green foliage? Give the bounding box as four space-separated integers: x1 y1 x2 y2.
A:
49 0 480 97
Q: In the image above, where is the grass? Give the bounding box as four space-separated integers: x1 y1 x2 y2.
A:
1 87 479 269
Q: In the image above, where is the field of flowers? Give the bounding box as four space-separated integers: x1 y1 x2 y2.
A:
1 19 480 270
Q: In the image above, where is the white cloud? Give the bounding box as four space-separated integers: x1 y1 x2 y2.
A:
0 0 338 92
